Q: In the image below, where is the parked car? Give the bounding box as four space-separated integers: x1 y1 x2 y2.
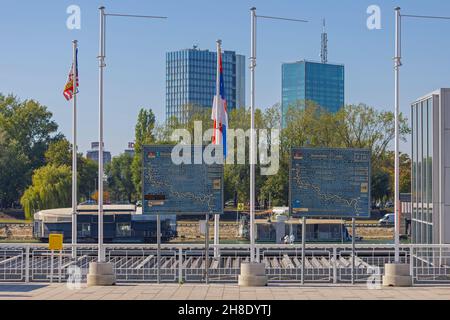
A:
225 200 235 207
79 200 96 205
379 213 395 225
385 201 394 208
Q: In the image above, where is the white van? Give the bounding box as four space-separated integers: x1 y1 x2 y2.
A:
379 213 395 225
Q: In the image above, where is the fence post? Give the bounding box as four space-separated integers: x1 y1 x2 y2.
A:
58 251 63 283
301 217 306 285
351 218 356 285
50 250 54 283
25 246 30 283
178 248 183 284
157 214 161 284
409 245 414 283
333 247 337 284
256 247 260 263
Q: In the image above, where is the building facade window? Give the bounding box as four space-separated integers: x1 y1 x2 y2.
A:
281 60 345 128
166 47 245 125
79 223 91 238
116 222 132 238
411 97 434 245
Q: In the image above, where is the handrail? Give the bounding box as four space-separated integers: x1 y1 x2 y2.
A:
1 243 449 250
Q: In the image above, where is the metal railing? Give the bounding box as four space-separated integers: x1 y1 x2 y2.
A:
0 243 449 285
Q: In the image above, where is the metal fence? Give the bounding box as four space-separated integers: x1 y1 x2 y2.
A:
0 244 449 285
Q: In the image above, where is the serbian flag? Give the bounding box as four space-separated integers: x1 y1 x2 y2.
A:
63 49 79 101
211 44 228 158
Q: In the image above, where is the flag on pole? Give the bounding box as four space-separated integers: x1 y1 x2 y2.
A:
211 43 228 157
63 49 79 101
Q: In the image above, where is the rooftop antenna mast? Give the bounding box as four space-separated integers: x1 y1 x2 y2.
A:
321 19 328 64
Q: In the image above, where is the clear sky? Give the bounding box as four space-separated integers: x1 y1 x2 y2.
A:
1 0 450 157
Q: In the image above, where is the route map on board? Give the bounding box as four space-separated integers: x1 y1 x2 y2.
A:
290 147 371 218
142 145 223 215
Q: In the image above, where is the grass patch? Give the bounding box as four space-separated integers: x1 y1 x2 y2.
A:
0 219 32 224
0 239 40 243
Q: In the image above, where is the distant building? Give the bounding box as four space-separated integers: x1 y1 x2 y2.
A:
411 89 450 245
124 142 135 157
281 60 345 128
166 46 245 124
86 142 111 166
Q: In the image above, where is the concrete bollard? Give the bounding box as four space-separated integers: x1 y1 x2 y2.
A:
238 262 268 287
382 263 412 287
87 262 116 287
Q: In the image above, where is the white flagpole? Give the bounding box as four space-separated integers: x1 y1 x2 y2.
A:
71 40 78 260
214 39 222 259
250 7 257 263
98 7 106 263
394 7 401 263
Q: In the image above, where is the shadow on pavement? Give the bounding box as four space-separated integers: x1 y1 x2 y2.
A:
0 284 48 292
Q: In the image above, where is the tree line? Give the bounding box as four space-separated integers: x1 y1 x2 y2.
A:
0 94 97 218
0 92 411 219
111 101 411 208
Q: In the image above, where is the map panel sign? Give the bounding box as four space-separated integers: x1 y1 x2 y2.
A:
290 147 371 218
142 145 223 215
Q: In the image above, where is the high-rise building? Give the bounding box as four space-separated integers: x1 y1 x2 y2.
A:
166 46 245 124
86 142 112 166
411 89 450 245
281 60 345 128
124 142 135 157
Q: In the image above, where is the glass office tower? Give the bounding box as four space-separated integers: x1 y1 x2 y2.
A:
281 60 344 128
166 46 245 124
86 142 111 166
411 89 450 245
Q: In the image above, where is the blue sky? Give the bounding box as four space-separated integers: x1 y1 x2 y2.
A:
1 0 450 157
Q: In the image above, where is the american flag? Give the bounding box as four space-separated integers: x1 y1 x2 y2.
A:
63 48 79 101
211 44 228 157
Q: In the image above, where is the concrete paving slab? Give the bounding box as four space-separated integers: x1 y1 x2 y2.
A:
0 283 449 300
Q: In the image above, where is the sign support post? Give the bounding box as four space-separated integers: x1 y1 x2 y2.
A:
157 214 161 284
50 250 54 283
351 217 356 284
205 213 209 284
214 213 220 259
301 217 306 285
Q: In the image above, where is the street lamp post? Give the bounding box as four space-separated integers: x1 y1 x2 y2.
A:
239 7 307 287
394 7 401 264
87 6 167 287
249 7 257 264
385 7 450 287
98 6 106 264
249 7 307 264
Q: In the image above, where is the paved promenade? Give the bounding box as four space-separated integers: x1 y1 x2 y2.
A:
0 283 449 300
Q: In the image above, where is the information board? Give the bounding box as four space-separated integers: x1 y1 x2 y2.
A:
290 147 371 218
142 145 223 215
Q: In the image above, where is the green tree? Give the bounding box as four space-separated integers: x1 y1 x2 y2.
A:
264 102 333 205
78 158 98 201
0 94 61 208
44 138 98 202
20 165 72 219
0 94 61 171
399 153 412 194
334 104 410 159
373 151 411 200
0 130 29 209
106 153 135 203
371 170 391 202
132 108 156 196
260 102 411 206
45 139 71 166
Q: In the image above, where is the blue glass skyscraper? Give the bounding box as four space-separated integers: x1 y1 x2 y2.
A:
281 60 345 127
166 46 245 124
